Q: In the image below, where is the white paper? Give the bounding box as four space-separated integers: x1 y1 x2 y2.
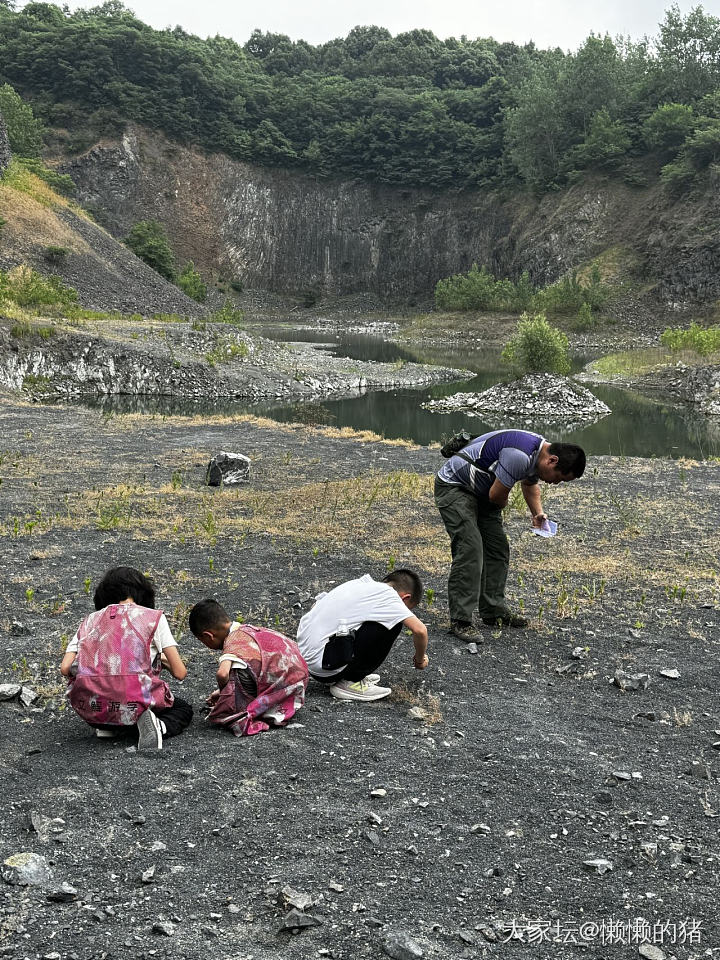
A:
532 519 558 538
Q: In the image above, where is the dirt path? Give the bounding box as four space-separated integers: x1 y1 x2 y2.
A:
0 392 718 959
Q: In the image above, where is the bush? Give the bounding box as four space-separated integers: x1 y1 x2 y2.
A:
230 279 243 293
44 245 68 264
176 261 207 302
574 302 597 331
435 263 519 311
661 322 720 356
124 220 176 280
0 265 77 308
501 313 571 374
210 298 244 326
15 158 76 196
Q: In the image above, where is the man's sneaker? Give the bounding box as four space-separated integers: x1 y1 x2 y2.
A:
330 679 392 702
363 673 381 685
481 613 529 629
95 728 120 739
450 621 481 642
136 709 163 750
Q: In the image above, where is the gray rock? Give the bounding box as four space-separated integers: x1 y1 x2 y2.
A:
582 858 613 874
406 706 427 721
382 930 424 959
10 621 28 636
659 668 680 679
47 882 78 902
638 945 665 960
141 865 156 883
613 670 650 692
20 686 38 707
2 852 52 886
279 885 314 911
364 829 381 847
0 111 10 176
0 684 21 701
466 642 478 655
278 908 322 932
151 920 176 936
206 452 251 487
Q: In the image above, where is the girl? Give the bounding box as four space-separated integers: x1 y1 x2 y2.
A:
60 566 192 750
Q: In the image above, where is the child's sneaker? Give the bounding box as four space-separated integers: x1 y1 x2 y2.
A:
330 679 392 702
95 728 120 739
136 709 163 751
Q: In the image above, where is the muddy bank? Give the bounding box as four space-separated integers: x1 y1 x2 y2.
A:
0 392 718 959
0 315 471 404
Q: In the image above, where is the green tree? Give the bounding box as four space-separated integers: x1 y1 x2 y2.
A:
502 313 571 375
568 108 631 171
176 261 207 302
0 83 44 156
124 220 176 280
643 102 695 154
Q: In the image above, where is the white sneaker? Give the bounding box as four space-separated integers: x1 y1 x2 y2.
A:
95 728 120 739
363 673 381 685
136 710 163 750
330 679 392 702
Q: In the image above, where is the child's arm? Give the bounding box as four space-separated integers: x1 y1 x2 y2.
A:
60 651 77 677
216 659 233 690
403 615 429 669
161 646 187 681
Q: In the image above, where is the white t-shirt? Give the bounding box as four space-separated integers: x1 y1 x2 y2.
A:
67 606 177 660
297 575 409 678
218 621 246 666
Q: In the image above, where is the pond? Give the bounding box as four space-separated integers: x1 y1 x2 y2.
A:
94 324 720 459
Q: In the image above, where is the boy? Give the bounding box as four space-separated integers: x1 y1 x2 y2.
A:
189 600 309 736
296 568 429 702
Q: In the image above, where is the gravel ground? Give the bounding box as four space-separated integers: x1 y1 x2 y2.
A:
0 392 719 960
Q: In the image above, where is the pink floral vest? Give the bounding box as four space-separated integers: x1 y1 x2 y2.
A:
68 603 174 726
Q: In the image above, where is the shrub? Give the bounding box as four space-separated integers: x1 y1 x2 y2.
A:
435 263 518 311
44 245 68 264
15 158 75 196
210 298 244 326
124 220 176 280
501 313 571 374
176 261 207 302
574 302 597 331
661 322 720 356
0 265 77 308
0 83 44 157
230 279 243 293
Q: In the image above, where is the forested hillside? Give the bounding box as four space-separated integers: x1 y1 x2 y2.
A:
0 1 720 193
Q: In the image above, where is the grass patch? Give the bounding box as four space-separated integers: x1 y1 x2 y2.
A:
587 349 672 378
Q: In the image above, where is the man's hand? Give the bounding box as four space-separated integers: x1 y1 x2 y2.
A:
531 512 548 529
206 688 220 706
413 653 429 670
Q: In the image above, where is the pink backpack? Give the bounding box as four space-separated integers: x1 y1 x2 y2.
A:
68 603 174 726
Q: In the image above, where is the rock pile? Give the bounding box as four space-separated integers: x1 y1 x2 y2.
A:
423 373 611 430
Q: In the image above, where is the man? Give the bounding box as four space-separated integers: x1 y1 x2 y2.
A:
435 429 585 641
297 569 429 702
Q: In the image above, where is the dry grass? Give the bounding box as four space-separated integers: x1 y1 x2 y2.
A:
391 680 444 725
0 184 89 252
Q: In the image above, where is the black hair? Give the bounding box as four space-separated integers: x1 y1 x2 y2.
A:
383 568 423 606
548 442 586 479
93 566 156 610
188 598 230 636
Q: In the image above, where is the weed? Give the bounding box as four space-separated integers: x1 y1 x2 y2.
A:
425 588 435 606
391 682 443 725
83 577 91 595
25 587 35 603
673 707 693 727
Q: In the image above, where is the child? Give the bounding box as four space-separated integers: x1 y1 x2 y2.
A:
188 599 309 736
296 569 429 702
60 566 193 750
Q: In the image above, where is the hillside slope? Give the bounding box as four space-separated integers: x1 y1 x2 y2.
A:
0 136 205 318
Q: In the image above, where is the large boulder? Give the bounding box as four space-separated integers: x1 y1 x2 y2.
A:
205 451 251 487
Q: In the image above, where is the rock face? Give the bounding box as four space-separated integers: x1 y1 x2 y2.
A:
59 127 635 300
61 125 720 304
0 111 10 175
423 373 611 430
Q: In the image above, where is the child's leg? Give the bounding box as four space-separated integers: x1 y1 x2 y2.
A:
337 621 403 682
153 697 193 738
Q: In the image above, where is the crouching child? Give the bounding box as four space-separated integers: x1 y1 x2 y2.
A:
189 599 309 736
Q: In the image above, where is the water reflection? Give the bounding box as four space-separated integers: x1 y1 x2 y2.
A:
87 325 720 459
